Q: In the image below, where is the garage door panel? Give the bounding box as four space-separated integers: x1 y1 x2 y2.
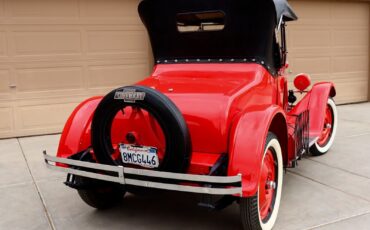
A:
290 57 331 75
0 32 6 56
0 69 11 97
0 1 151 139
331 46 369 57
0 1 4 17
289 47 333 58
0 107 13 135
8 0 79 18
87 30 147 54
0 0 150 138
332 56 369 73
290 1 331 22
332 3 369 22
290 29 330 48
331 72 369 83
309 72 368 82
82 0 140 19
88 63 148 89
15 66 84 92
288 1 369 104
333 76 369 104
333 30 369 47
12 30 82 56
15 102 77 131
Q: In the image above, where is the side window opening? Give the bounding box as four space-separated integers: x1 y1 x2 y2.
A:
275 17 287 68
176 11 225 33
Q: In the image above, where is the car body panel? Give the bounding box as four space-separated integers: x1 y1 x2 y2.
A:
137 63 278 154
227 104 286 196
57 97 102 160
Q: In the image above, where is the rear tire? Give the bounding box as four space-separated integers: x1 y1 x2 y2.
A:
240 132 283 230
76 177 125 210
310 98 337 156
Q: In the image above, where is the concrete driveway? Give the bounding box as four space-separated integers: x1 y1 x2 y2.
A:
1 103 370 230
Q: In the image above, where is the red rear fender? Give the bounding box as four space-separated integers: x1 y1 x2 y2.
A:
227 105 287 197
57 97 102 159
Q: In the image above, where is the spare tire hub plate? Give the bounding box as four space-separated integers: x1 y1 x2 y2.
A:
119 144 159 168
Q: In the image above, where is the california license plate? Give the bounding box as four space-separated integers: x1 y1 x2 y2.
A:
119 144 159 168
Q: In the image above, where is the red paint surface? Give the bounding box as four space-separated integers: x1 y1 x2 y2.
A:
137 64 277 154
317 103 333 146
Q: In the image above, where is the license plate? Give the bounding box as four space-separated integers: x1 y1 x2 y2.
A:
119 144 159 168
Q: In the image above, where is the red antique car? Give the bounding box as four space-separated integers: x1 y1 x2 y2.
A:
44 0 337 229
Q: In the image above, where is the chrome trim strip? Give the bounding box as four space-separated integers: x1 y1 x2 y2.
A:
45 163 122 184
44 153 121 173
43 152 242 196
44 153 241 184
123 167 241 183
124 179 242 195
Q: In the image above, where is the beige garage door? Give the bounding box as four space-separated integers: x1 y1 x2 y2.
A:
288 1 369 104
0 0 151 138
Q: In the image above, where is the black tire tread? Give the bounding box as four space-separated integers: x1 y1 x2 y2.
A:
240 194 262 230
309 144 325 157
75 176 125 210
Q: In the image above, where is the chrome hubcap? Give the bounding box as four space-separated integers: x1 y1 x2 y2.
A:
265 180 276 190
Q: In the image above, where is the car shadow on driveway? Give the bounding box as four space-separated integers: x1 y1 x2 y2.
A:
38 178 241 230
96 192 241 230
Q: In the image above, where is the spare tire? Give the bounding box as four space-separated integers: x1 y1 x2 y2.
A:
91 85 191 173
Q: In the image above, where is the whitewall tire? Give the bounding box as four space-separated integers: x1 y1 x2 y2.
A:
240 132 283 230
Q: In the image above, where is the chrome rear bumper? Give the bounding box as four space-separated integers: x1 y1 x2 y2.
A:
43 151 242 196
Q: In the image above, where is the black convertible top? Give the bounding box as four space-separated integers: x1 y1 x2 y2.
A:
139 0 297 75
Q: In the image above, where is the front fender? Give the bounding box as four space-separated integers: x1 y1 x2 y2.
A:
227 105 286 197
290 82 336 138
57 96 102 159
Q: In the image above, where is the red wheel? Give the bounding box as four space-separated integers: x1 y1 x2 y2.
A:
240 132 283 230
109 106 167 167
310 98 337 156
316 103 333 146
258 149 276 221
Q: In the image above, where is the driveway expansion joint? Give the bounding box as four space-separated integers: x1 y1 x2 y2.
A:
287 170 370 203
307 158 370 181
305 210 370 230
17 138 56 230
